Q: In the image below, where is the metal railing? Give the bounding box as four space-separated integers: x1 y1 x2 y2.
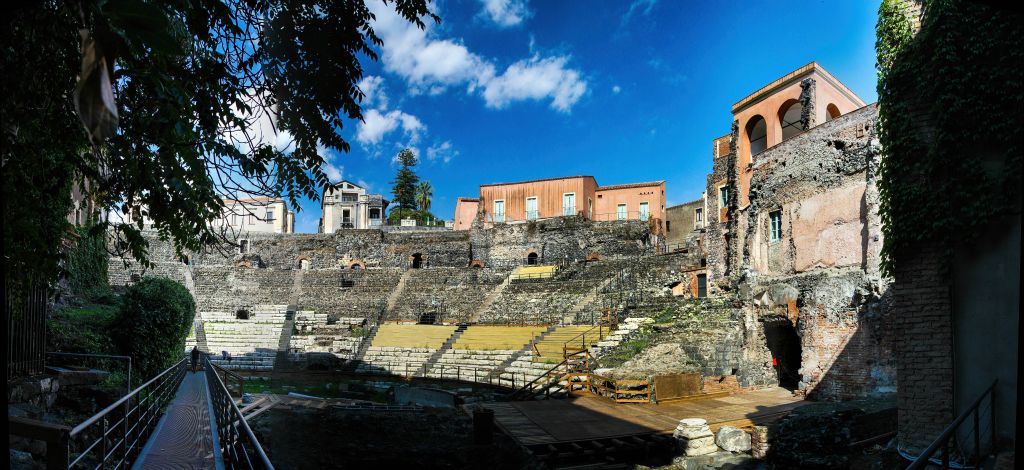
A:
592 210 651 222
6 279 48 379
204 354 274 470
64 357 186 469
906 379 997 469
562 325 609 356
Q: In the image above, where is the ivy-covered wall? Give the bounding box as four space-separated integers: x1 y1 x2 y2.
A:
876 0 1022 275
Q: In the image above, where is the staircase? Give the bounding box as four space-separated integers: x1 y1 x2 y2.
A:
486 325 557 380
349 302 387 367
385 269 413 314
469 271 513 322
273 310 296 372
508 350 594 401
419 325 468 376
193 313 210 353
563 275 617 325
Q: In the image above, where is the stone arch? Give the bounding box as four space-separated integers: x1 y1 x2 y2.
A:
586 252 602 262
526 252 539 266
744 115 768 156
777 99 803 142
298 257 311 270
825 103 841 122
234 259 252 268
411 253 424 269
469 259 485 268
348 260 365 270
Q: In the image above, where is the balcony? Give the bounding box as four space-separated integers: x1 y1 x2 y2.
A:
526 210 539 221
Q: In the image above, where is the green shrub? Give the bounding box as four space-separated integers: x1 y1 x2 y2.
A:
115 278 195 380
48 303 121 354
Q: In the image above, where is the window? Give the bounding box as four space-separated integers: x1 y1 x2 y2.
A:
526 197 538 220
695 208 704 229
493 200 505 222
697 274 707 298
746 115 768 155
778 100 803 142
769 210 783 242
588 198 593 219
617 204 627 221
719 186 730 208
249 214 257 224
265 210 274 221
563 193 576 216
639 202 650 221
666 221 671 232
369 208 380 219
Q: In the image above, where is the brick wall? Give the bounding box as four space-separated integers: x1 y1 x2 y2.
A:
892 243 954 452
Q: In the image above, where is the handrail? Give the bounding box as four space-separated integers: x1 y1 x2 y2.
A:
70 358 186 437
906 379 997 469
562 325 607 357
64 357 188 469
204 353 274 469
209 360 246 398
507 349 591 400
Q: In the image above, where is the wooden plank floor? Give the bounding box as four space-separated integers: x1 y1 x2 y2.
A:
133 371 221 469
483 387 806 446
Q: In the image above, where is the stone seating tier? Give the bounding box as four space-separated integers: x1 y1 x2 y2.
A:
369 324 458 349
452 326 548 350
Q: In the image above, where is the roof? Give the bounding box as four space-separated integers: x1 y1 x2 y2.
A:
329 180 364 189
479 175 594 188
731 62 865 115
457 197 480 202
667 198 704 210
597 181 665 191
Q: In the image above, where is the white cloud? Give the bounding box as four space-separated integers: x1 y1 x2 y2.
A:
358 75 388 109
623 0 657 24
478 0 531 27
482 56 587 112
612 85 621 94
356 108 425 146
426 141 459 164
369 2 586 112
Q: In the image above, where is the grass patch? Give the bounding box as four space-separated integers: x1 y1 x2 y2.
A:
48 302 122 355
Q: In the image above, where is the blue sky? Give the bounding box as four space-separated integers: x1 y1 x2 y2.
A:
292 0 882 232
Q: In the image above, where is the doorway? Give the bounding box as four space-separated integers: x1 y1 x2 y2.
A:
763 319 802 390
411 253 423 269
527 252 539 266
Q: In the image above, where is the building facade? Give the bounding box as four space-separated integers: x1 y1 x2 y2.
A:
216 198 295 234
319 180 389 232
455 176 665 229
664 197 705 247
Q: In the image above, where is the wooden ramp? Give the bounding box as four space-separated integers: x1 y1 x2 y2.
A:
133 371 222 469
483 387 806 447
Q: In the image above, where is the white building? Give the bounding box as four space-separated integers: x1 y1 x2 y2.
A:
319 180 389 232
215 198 294 234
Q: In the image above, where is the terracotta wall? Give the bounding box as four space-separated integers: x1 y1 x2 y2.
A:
478 176 596 222
453 198 478 230
593 182 666 222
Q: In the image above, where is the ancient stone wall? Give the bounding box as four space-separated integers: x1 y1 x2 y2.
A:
469 217 654 265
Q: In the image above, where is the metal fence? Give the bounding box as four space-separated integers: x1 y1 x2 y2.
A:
204 354 274 470
46 352 133 395
6 279 49 380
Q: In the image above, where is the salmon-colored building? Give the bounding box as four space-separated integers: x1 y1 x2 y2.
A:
730 62 865 208
453 176 666 229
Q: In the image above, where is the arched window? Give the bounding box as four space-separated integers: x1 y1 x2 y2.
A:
778 100 802 142
745 115 767 155
825 103 841 122
526 252 539 265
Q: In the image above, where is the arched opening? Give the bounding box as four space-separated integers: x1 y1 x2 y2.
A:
348 260 364 270
825 103 841 122
411 253 423 269
763 318 802 390
469 259 485 268
526 252 539 266
745 115 768 155
586 252 602 262
778 99 803 142
235 309 250 320
299 258 311 270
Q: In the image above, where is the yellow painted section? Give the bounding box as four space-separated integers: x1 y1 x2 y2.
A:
532 325 609 363
453 326 548 350
371 324 458 349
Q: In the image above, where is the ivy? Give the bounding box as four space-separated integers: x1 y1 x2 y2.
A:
66 226 112 301
875 0 1023 276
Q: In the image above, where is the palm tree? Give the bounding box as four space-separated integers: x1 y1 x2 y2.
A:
416 181 433 213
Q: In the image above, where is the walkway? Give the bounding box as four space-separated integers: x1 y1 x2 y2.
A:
482 387 805 446
133 371 223 469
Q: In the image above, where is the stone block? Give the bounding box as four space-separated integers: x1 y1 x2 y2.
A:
714 425 751 452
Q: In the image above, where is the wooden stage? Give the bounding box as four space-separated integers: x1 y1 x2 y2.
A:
482 387 806 446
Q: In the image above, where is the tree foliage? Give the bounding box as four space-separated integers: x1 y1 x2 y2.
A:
2 1 438 290
115 277 195 379
416 180 433 212
389 148 420 212
66 226 112 301
875 0 1023 276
